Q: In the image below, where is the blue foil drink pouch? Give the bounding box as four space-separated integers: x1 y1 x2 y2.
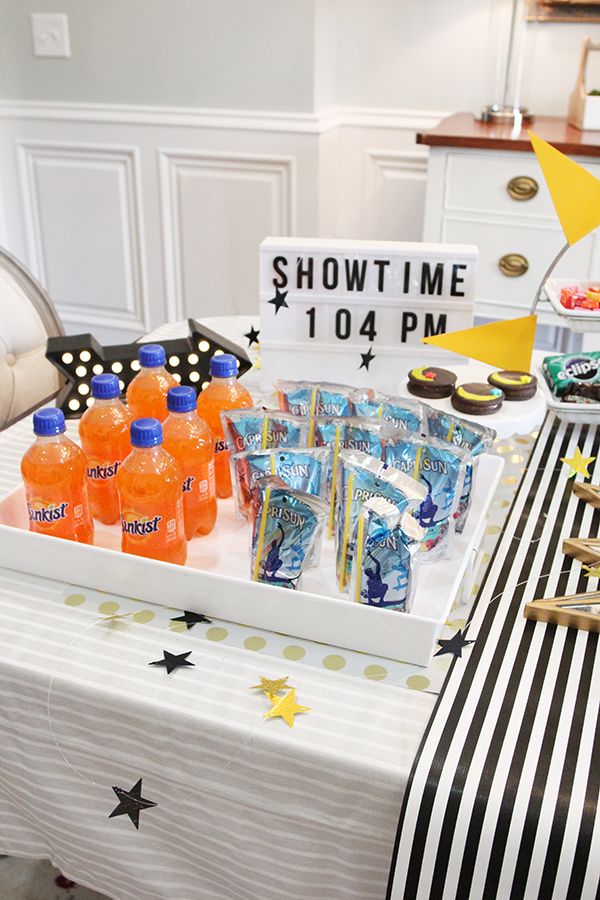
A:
250 482 328 590
352 390 423 436
335 450 426 592
232 446 330 518
276 381 355 433
316 384 354 417
384 438 466 554
221 408 307 453
350 497 424 612
276 380 317 417
423 410 495 533
312 416 399 537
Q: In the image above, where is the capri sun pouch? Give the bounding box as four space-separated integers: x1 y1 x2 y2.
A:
275 380 356 441
221 408 308 453
250 479 328 590
335 449 426 592
384 437 469 557
423 409 496 533
352 389 423 436
231 446 331 519
311 415 401 537
350 496 425 612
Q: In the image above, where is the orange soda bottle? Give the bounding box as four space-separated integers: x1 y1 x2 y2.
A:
21 408 94 544
126 344 177 422
79 374 132 525
162 386 217 539
116 418 187 565
196 353 253 498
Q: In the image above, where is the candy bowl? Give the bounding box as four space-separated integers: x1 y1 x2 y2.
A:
545 278 600 332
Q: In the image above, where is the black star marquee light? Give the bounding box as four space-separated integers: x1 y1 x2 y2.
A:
46 319 252 419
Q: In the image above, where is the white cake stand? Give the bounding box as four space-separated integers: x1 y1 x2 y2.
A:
399 362 547 439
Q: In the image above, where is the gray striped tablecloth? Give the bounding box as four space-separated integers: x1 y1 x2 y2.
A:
0 401 434 899
388 412 600 900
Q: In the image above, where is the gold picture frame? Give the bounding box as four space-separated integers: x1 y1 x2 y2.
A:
524 591 600 631
528 0 600 21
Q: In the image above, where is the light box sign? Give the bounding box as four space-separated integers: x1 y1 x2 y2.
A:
259 237 477 392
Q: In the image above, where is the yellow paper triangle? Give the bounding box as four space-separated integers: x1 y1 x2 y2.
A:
422 315 537 371
529 131 600 245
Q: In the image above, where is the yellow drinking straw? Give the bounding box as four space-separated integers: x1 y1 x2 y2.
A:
339 472 354 591
413 445 423 481
446 421 455 443
327 424 342 538
260 415 270 450
307 386 318 445
354 514 365 603
252 484 272 582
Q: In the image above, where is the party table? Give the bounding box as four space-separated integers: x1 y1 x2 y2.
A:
0 318 544 900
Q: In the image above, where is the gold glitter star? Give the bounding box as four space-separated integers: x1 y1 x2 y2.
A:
249 676 294 696
560 447 596 480
263 689 310 728
583 564 600 579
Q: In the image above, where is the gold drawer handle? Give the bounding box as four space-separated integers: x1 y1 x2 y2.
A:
507 175 538 201
498 253 529 277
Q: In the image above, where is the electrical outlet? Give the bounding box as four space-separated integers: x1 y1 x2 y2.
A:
31 13 71 58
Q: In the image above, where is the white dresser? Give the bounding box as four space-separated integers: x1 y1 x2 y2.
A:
418 114 600 347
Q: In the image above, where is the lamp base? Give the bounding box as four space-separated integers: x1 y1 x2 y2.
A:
480 105 533 124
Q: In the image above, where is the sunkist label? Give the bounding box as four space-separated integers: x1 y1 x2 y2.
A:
121 511 162 536
87 460 121 480
27 499 69 523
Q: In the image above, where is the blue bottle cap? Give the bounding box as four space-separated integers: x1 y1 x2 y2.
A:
33 408 66 436
210 353 238 378
167 385 197 413
91 373 120 399
138 344 166 368
130 418 163 448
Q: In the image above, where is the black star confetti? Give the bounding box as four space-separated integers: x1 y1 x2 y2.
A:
109 779 157 830
268 288 289 314
170 610 213 630
244 325 260 347
46 319 252 419
359 347 376 371
434 629 475 659
149 650 195 675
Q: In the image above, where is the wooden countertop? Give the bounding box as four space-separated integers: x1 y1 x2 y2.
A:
417 112 600 157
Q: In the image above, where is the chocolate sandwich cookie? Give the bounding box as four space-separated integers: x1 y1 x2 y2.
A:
451 383 504 416
407 366 456 399
487 370 537 401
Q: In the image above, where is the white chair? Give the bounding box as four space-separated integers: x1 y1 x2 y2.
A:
0 247 63 430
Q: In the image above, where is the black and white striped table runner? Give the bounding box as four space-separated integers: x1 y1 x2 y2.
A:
387 413 600 900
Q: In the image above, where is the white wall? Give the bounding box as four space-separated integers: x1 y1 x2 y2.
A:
1 0 599 341
0 0 316 111
332 0 600 117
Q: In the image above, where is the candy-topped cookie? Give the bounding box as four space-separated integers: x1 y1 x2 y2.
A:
451 383 504 416
487 370 537 401
407 366 456 399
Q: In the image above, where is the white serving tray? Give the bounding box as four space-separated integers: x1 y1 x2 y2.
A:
536 361 600 422
399 363 547 439
545 278 600 333
0 456 502 665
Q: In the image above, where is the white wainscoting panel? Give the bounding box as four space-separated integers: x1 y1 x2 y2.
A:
0 103 443 342
16 141 148 335
363 148 428 241
159 150 295 320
